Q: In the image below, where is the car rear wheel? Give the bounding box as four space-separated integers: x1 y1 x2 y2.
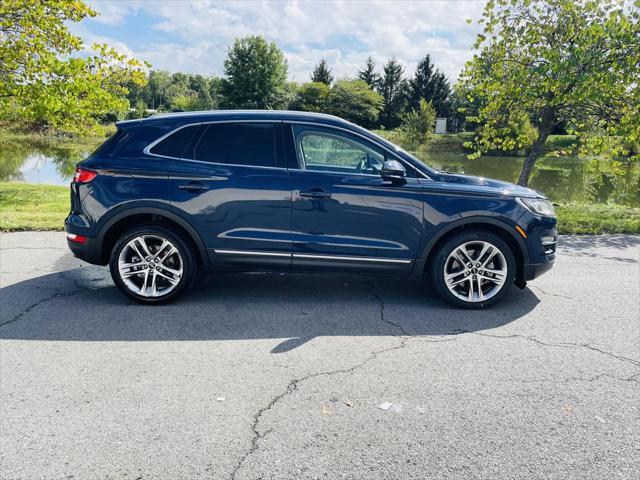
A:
431 230 516 309
109 225 196 304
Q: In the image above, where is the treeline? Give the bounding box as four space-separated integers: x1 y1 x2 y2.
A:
125 36 459 132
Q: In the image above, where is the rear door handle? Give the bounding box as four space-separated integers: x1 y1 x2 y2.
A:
178 181 209 192
299 189 331 199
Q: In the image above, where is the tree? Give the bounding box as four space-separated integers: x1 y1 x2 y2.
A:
222 35 288 109
357 56 380 89
429 72 452 117
290 82 330 112
327 79 383 127
399 98 437 148
0 0 93 98
377 58 406 129
459 0 640 186
311 59 333 85
407 55 435 110
0 0 148 133
407 55 451 117
22 44 148 134
145 70 172 109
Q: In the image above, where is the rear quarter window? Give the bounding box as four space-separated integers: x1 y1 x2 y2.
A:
91 129 130 157
148 125 201 158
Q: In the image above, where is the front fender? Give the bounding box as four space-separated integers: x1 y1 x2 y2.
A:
412 215 529 278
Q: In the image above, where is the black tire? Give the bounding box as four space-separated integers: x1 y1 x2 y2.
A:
109 224 197 304
431 230 516 309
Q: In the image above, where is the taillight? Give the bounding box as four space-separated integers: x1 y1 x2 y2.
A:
73 168 97 183
67 233 87 244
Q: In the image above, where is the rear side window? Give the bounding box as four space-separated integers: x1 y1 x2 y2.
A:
149 125 201 158
91 129 130 157
190 123 277 167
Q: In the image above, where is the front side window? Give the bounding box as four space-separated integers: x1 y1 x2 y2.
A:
190 122 277 168
293 125 385 175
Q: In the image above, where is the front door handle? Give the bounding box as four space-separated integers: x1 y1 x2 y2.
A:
178 181 209 192
299 188 331 199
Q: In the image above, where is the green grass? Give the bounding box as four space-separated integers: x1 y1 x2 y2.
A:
0 127 107 150
2 181 639 235
556 203 640 234
0 182 69 231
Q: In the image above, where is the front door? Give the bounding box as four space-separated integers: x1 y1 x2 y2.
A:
287 124 424 274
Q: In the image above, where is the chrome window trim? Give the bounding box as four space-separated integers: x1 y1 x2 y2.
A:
213 249 413 264
143 118 430 179
286 121 429 179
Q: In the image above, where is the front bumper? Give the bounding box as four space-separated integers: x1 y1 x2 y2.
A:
523 258 554 281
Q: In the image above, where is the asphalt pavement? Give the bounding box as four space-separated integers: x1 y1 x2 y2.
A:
1 232 639 479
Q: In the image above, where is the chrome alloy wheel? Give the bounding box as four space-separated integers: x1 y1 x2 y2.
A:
117 234 183 298
443 240 508 303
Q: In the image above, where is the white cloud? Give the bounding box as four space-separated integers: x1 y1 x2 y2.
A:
86 0 142 25
81 0 487 82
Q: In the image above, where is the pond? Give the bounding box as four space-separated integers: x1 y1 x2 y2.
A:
1 139 638 206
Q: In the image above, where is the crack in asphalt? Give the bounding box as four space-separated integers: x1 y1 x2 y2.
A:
530 285 574 300
0 289 81 327
230 283 413 480
454 330 640 368
0 271 87 328
229 339 413 480
508 372 640 385
230 283 639 479
365 280 411 336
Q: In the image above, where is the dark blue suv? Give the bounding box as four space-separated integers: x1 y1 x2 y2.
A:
65 110 557 308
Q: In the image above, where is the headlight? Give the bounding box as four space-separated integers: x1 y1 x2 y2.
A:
518 197 556 217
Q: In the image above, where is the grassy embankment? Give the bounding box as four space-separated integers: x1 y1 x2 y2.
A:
1 181 638 234
0 182 69 231
0 128 106 149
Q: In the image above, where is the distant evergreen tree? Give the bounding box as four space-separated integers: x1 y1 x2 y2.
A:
357 56 380 89
311 59 333 85
429 71 452 117
408 54 451 116
377 58 406 129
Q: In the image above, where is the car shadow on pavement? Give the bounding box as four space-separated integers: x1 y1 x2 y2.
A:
0 261 541 352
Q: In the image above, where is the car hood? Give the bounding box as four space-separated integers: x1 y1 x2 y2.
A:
436 173 545 198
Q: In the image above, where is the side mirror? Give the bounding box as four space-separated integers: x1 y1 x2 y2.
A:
381 160 406 182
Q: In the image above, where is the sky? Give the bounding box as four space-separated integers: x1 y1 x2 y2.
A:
77 0 488 83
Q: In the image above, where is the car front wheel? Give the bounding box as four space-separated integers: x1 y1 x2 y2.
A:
431 230 516 309
109 225 196 304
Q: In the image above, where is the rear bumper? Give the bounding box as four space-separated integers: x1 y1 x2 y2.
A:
65 216 104 265
66 235 103 265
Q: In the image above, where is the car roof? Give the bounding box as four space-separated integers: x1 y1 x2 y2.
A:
117 110 355 129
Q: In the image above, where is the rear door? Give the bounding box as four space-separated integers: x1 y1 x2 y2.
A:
286 123 424 274
159 121 292 269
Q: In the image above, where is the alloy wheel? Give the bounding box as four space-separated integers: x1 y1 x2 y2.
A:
443 240 508 303
117 234 183 298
